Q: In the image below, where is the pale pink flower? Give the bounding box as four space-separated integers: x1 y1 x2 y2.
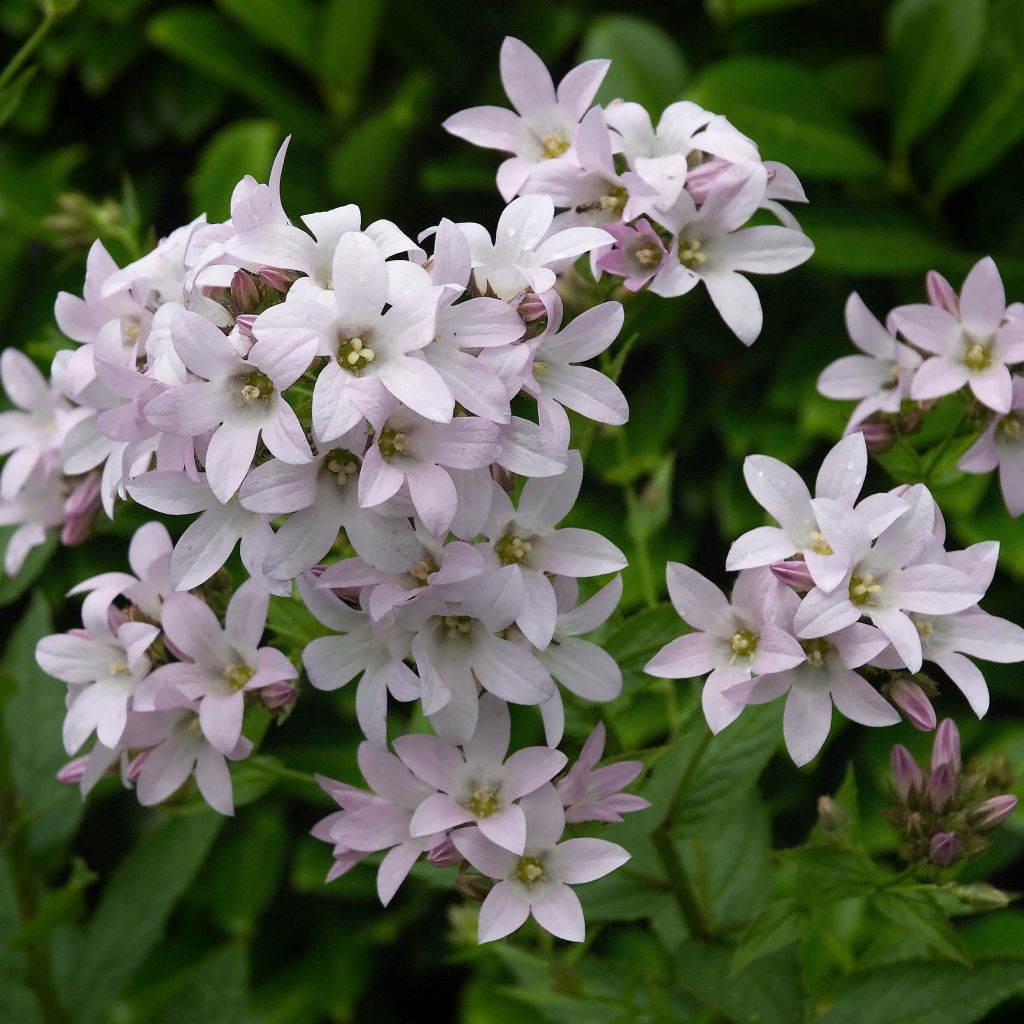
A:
596 220 668 291
0 469 66 574
959 375 1024 515
556 723 649 823
453 783 628 943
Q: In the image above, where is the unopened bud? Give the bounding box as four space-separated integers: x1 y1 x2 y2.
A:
948 882 1012 910
235 313 257 345
258 680 298 711
683 158 731 205
56 757 89 786
427 836 461 868
851 420 895 454
455 872 493 902
967 795 1018 831
517 292 547 323
231 270 260 312
257 266 297 293
61 472 102 545
891 744 924 801
926 271 959 316
107 604 125 634
927 763 956 814
889 677 937 732
125 750 150 783
817 795 849 831
930 718 961 774
770 558 814 591
928 831 963 866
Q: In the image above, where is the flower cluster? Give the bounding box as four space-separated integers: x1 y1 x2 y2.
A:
887 718 1017 867
38 523 297 814
313 701 644 943
818 257 1024 515
645 433 1024 765
444 36 814 344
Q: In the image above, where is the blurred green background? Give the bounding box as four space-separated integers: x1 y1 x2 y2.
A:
3 0 1024 1021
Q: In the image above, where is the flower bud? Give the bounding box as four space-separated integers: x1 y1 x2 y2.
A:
948 882 1012 910
258 680 298 711
928 831 963 866
56 757 89 786
517 292 547 323
851 420 895 454
967 795 1018 831
231 270 260 312
889 677 937 732
125 750 150 783
770 558 814 591
61 472 102 545
427 836 461 868
927 763 956 814
684 158 732 204
257 266 297 293
890 744 924 801
455 871 493 902
930 718 961 774
107 603 125 634
817 795 849 831
235 313 257 344
926 271 959 316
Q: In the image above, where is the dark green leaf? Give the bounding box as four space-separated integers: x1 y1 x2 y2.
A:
0 65 37 129
319 0 385 119
215 0 316 67
875 888 971 965
777 845 880 901
603 603 682 672
154 943 248 1024
733 898 810 971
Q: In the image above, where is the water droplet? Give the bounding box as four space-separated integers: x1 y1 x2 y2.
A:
507 228 517 238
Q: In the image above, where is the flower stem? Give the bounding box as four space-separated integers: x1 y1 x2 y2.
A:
651 829 713 939
0 8 57 93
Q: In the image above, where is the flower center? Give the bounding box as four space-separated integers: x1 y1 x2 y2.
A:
963 341 991 371
409 558 437 585
999 414 1022 441
377 426 410 460
539 132 569 159
729 629 758 661
915 619 934 636
532 359 548 379
324 448 360 486
338 335 376 373
515 855 546 886
598 188 627 212
634 244 662 269
443 615 473 638
464 784 502 818
809 530 833 556
223 663 254 690
107 660 129 676
802 638 830 668
849 573 882 606
495 531 533 566
238 370 273 405
678 238 706 270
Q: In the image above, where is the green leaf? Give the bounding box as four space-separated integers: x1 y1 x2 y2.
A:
818 958 1024 1023
215 0 315 67
931 0 1024 198
146 8 324 142
626 453 676 542
603 603 682 672
7 859 95 951
777 845 881 901
579 16 688 112
153 943 248 1024
0 529 57 607
0 65 37 129
705 0 822 20
733 898 810 971
319 0 386 119
887 0 987 149
189 119 279 221
687 56 885 178
875 888 971 965
65 813 223 1024
676 940 806 1024
0 860 43 1024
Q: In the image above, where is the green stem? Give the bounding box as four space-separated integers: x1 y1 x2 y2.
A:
651 830 713 939
0 10 57 93
0 714 70 1024
922 410 970 485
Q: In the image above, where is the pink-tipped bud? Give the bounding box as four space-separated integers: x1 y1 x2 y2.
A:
890 677 937 732
231 270 260 312
683 158 732 205
891 744 924 801
930 718 961 774
61 472 102 545
125 750 150 783
927 763 956 814
57 756 89 786
851 420 895 454
770 558 814 591
928 831 963 866
259 680 297 711
427 836 461 868
257 266 297 293
926 270 959 316
517 292 547 322
968 795 1018 831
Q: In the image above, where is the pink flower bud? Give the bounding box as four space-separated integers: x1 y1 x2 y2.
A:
889 677 937 732
61 472 102 545
684 158 732 205
770 559 814 591
427 836 461 868
231 270 261 311
259 680 297 710
930 718 961 774
851 420 895 454
125 750 150 783
968 795 1018 831
56 756 89 786
257 266 297 293
927 763 956 813
891 744 924 801
517 292 547 322
926 271 959 316
928 831 963 866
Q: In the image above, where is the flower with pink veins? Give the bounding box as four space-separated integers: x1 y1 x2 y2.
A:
645 565 805 733
358 401 502 538
298 574 419 748
724 587 898 766
239 423 421 580
523 294 628 447
313 742 447 906
396 693 566 854
727 433 907 592
143 307 311 502
134 580 296 755
442 36 610 201
524 107 659 228
959 375 1024 515
793 485 985 673
556 722 649 824
133 706 252 815
477 451 627 650
597 220 668 291
894 257 1024 413
817 293 923 430
126 470 282 594
457 194 613 301
647 164 814 344
36 591 159 754
453 783 629 943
